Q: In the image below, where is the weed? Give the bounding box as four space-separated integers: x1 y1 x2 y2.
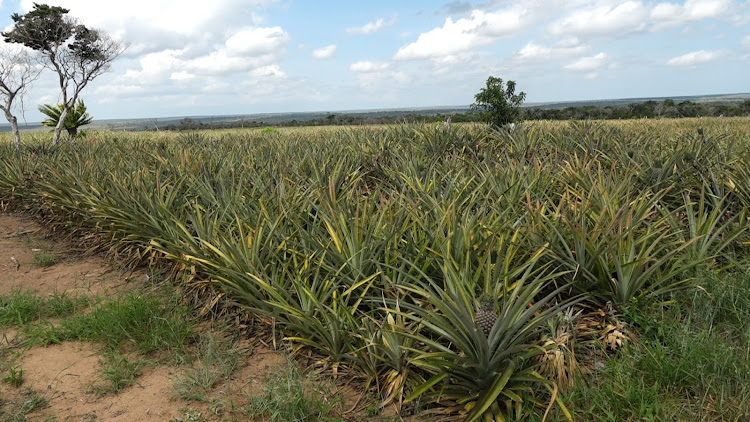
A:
2 366 24 387
170 408 205 422
171 334 240 401
33 252 56 268
557 265 750 421
90 351 148 395
0 389 49 422
241 359 340 421
18 322 63 347
60 290 196 360
0 290 87 327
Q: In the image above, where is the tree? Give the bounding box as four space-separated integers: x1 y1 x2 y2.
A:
0 46 41 151
471 76 526 127
2 3 125 145
39 100 92 138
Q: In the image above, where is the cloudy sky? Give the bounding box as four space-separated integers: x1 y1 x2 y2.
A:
1 0 748 121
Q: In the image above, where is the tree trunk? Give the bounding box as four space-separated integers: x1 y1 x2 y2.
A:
3 109 21 152
52 106 71 145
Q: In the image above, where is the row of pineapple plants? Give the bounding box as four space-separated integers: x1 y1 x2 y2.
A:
1 118 749 420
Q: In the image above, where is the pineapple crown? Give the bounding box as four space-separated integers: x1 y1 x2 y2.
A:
478 294 496 309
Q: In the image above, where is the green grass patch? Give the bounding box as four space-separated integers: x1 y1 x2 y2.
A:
171 334 241 402
90 351 149 395
0 290 88 327
240 359 340 421
1 365 24 388
59 290 197 359
558 265 750 421
32 252 56 268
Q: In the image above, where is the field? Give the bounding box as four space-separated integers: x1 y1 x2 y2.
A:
1 118 750 421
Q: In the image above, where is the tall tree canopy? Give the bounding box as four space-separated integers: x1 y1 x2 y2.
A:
2 3 124 144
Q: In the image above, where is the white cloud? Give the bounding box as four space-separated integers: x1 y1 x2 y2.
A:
651 0 731 29
186 50 285 75
352 69 412 98
311 45 337 59
346 17 396 35
394 7 528 60
21 0 274 35
549 0 733 38
515 38 588 62
20 0 277 57
742 34 750 47
667 49 725 66
549 1 649 37
564 52 608 71
107 22 290 94
226 27 290 56
170 71 195 81
251 65 285 77
349 61 390 72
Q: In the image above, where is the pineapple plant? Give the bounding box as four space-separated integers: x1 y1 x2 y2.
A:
475 295 497 337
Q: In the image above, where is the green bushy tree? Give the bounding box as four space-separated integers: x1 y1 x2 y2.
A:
471 76 526 127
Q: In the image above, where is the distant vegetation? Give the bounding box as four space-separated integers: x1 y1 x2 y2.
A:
155 98 750 131
525 98 750 120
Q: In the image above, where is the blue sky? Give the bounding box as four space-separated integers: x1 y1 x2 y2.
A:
1 0 748 121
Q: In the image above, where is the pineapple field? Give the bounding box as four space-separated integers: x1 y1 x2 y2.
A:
2 117 750 420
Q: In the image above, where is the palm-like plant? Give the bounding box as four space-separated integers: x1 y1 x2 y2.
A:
39 100 93 138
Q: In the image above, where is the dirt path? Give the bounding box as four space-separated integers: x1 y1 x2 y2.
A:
0 213 311 421
0 214 133 298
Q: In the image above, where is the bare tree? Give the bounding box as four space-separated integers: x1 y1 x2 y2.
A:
3 4 125 145
0 46 41 151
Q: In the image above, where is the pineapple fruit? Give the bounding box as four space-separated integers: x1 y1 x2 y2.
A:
475 296 497 337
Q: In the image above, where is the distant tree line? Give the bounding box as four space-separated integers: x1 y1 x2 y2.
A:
157 99 750 132
161 113 477 131
523 99 750 120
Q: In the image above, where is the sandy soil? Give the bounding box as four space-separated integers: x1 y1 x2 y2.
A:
0 214 134 297
0 213 297 421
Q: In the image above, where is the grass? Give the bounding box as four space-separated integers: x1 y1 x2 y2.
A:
171 334 241 401
554 263 750 421
240 359 341 422
1 286 199 406
0 389 49 422
32 252 56 268
90 351 149 395
1 366 23 388
170 408 206 422
0 290 88 327
58 289 197 359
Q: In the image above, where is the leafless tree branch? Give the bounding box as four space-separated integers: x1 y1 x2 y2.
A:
0 46 42 151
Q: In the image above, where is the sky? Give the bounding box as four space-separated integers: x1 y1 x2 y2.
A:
0 0 749 121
